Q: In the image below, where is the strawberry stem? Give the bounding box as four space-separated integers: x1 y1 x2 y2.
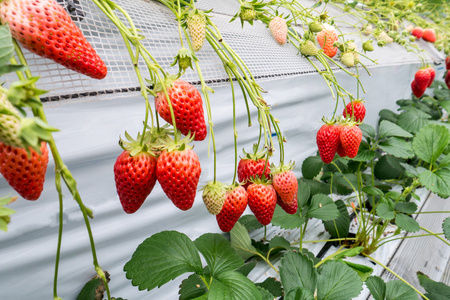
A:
53 170 64 300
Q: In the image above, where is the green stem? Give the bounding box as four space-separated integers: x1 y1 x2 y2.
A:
420 226 450 247
314 245 346 268
377 233 445 249
53 170 64 300
296 237 357 244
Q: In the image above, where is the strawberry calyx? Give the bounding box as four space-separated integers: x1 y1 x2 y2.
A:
171 48 197 74
270 161 295 175
320 116 339 126
241 143 270 161
153 74 179 94
119 131 157 158
157 129 194 153
19 117 59 153
247 174 272 186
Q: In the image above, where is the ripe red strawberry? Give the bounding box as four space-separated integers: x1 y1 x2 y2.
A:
216 185 248 232
247 182 277 225
317 24 338 58
446 57 450 70
269 16 287 45
238 157 270 189
0 0 107 79
427 67 435 87
414 69 431 91
343 100 366 122
277 193 297 214
114 150 157 214
422 29 436 43
201 181 226 215
340 125 362 158
156 144 201 210
445 71 450 90
155 79 207 141
272 164 298 205
316 123 340 164
0 141 48 200
411 27 423 39
336 139 347 157
411 80 425 98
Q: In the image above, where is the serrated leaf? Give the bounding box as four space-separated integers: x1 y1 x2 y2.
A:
366 276 386 300
238 215 264 231
379 120 414 139
374 155 405 180
341 261 373 281
271 206 305 229
230 222 259 260
397 109 431 134
334 247 363 260
257 286 277 300
179 274 207 300
124 231 203 291
209 271 261 300
395 214 420 232
280 251 318 292
236 262 256 277
417 272 450 298
298 180 311 208
0 25 13 67
323 200 350 238
352 143 376 162
285 287 315 300
306 194 339 221
419 169 450 198
376 203 395 220
302 156 324 179
76 277 103 300
194 233 244 277
439 153 450 169
412 124 450 165
359 123 376 139
333 173 359 195
0 206 15 217
443 217 450 241
317 261 363 300
440 100 450 113
379 137 414 159
269 236 291 251
394 202 418 214
385 280 418 300
301 179 330 198
379 109 399 124
255 277 283 297
363 186 384 197
399 163 420 178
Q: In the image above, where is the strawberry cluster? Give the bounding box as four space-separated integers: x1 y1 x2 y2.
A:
411 67 435 98
411 27 436 43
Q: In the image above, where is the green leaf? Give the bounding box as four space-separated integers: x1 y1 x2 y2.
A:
394 202 418 214
230 222 259 260
412 124 450 165
366 276 386 300
443 217 450 241
440 100 450 113
238 215 264 231
397 109 431 134
352 141 376 162
317 261 363 300
376 203 395 220
0 64 28 76
395 214 420 232
209 271 261 300
302 156 324 179
269 235 291 251
255 277 283 297
363 186 384 197
385 280 418 300
333 173 358 195
417 272 450 299
298 180 311 207
374 155 405 180
379 109 399 124
359 123 376 139
194 233 244 277
439 153 450 169
0 25 13 67
0 218 8 232
334 247 364 260
280 251 318 293
257 286 277 300
285 287 315 300
341 261 373 281
0 206 15 217
323 200 350 238
301 179 330 198
306 194 339 221
399 162 423 178
419 169 450 198
124 231 203 291
76 277 103 300
379 137 414 159
271 205 305 229
179 274 208 300
379 120 414 139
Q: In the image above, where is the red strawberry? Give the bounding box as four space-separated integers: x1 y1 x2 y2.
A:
247 182 277 225
316 124 340 164
216 185 248 232
237 149 271 189
446 57 450 70
0 0 107 79
445 71 450 90
340 125 362 159
277 193 297 214
156 144 201 210
422 29 436 43
343 100 366 122
411 27 423 39
155 79 207 141
317 24 338 58
269 16 287 45
336 137 347 157
272 164 298 205
114 150 157 214
411 80 425 98
427 67 435 87
0 141 48 200
414 69 431 91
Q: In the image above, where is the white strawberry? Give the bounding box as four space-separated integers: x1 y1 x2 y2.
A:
187 9 206 52
0 91 23 148
269 16 287 45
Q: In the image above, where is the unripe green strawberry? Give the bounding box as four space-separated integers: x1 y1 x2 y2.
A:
0 91 23 148
187 9 206 52
347 41 359 63
309 21 323 33
300 40 319 56
269 16 287 45
340 125 362 158
362 40 374 52
247 182 277 225
240 7 256 21
216 185 248 232
201 181 226 215
340 52 355 67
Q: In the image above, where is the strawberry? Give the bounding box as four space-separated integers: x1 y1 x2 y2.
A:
216 185 248 232
237 148 270 189
343 100 366 122
446 57 450 70
155 79 207 141
269 16 287 45
201 181 226 215
0 91 23 148
422 29 436 43
271 164 298 205
445 71 450 90
156 143 201 211
186 9 206 52
411 27 424 39
277 193 297 214
411 80 425 98
427 67 435 87
300 40 319 56
340 52 355 67
113 150 157 214
316 123 340 164
336 138 347 157
239 7 256 22
347 41 359 63
0 141 48 200
247 182 277 225
340 125 362 159
309 21 323 33
414 68 431 91
317 24 338 58
376 31 393 44
0 0 107 79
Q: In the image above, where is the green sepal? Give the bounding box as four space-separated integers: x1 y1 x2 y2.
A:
19 117 59 152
